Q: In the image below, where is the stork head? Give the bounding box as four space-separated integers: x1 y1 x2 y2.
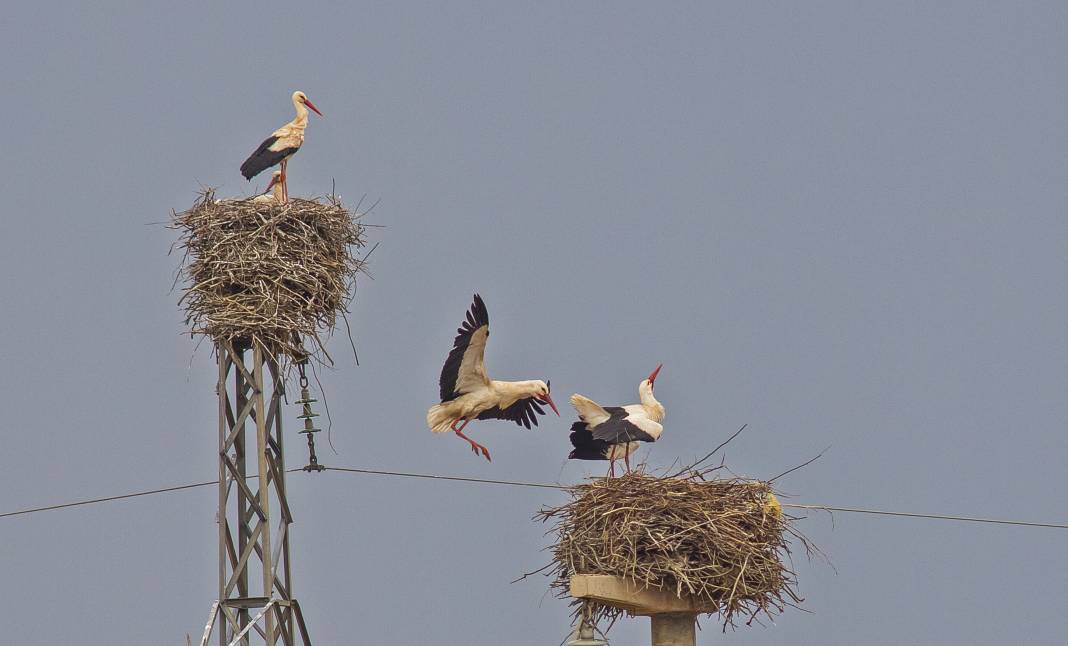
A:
644 364 663 390
293 91 323 117
532 380 560 416
266 170 282 192
639 365 665 422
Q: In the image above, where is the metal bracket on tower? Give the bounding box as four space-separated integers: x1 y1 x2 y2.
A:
568 621 608 646
568 601 608 646
295 361 325 473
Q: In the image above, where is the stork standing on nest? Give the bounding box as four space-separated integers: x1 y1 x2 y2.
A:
251 170 284 204
427 294 560 461
240 90 323 204
568 365 665 476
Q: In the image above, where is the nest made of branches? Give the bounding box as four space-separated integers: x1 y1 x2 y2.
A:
172 189 368 361
537 468 806 629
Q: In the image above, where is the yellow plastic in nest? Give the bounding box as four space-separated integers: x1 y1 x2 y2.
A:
762 492 783 520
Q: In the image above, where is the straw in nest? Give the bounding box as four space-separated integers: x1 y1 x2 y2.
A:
172 190 368 361
537 468 807 629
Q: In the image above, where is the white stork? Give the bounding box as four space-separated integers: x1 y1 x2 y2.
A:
427 294 560 461
251 170 284 204
568 365 665 476
240 90 323 204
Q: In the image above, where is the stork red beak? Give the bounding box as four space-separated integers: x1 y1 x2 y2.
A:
539 392 561 416
304 98 323 117
647 364 662 386
266 174 279 190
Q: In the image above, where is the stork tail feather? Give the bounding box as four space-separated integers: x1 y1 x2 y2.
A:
426 404 455 434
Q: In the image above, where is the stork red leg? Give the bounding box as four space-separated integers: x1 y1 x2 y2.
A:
451 418 491 462
280 159 289 204
624 452 631 474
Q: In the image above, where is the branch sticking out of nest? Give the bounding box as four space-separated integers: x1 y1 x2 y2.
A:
172 189 368 362
536 467 808 630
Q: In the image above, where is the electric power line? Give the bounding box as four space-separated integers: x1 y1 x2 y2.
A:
2 465 1066 531
324 466 1068 530
0 468 301 520
326 466 564 490
782 503 1068 530
0 478 218 519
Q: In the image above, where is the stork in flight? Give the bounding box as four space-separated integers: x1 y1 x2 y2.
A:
239 91 323 204
251 170 284 204
568 365 665 476
427 294 560 461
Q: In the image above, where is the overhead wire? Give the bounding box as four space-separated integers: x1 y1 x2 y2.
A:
323 466 1068 530
0 478 217 519
325 466 564 490
781 503 1068 530
0 468 301 520
2 465 1066 530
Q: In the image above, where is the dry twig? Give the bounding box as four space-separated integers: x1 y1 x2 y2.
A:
171 189 368 363
536 465 808 629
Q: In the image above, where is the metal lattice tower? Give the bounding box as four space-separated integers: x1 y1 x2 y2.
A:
198 343 312 646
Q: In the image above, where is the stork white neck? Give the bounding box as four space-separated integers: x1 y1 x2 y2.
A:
290 94 310 129
490 379 547 408
638 379 665 422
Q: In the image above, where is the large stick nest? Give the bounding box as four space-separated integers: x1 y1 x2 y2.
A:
537 469 806 629
172 190 368 361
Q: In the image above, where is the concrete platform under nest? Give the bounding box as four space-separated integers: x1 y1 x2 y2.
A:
570 574 721 615
570 574 717 646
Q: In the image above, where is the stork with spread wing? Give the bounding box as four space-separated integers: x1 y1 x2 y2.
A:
427 294 560 461
568 365 665 476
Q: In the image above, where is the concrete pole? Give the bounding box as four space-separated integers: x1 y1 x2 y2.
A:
650 614 696 646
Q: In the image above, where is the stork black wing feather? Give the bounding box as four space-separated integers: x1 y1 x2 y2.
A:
240 136 299 180
438 294 490 401
568 421 609 460
477 396 548 429
589 407 657 444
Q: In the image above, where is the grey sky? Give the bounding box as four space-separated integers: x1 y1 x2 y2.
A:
1 2 1066 644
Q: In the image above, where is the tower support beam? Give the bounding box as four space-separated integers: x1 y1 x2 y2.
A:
200 343 311 646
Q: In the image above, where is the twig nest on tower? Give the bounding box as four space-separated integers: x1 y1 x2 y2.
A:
538 470 806 628
173 190 368 361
